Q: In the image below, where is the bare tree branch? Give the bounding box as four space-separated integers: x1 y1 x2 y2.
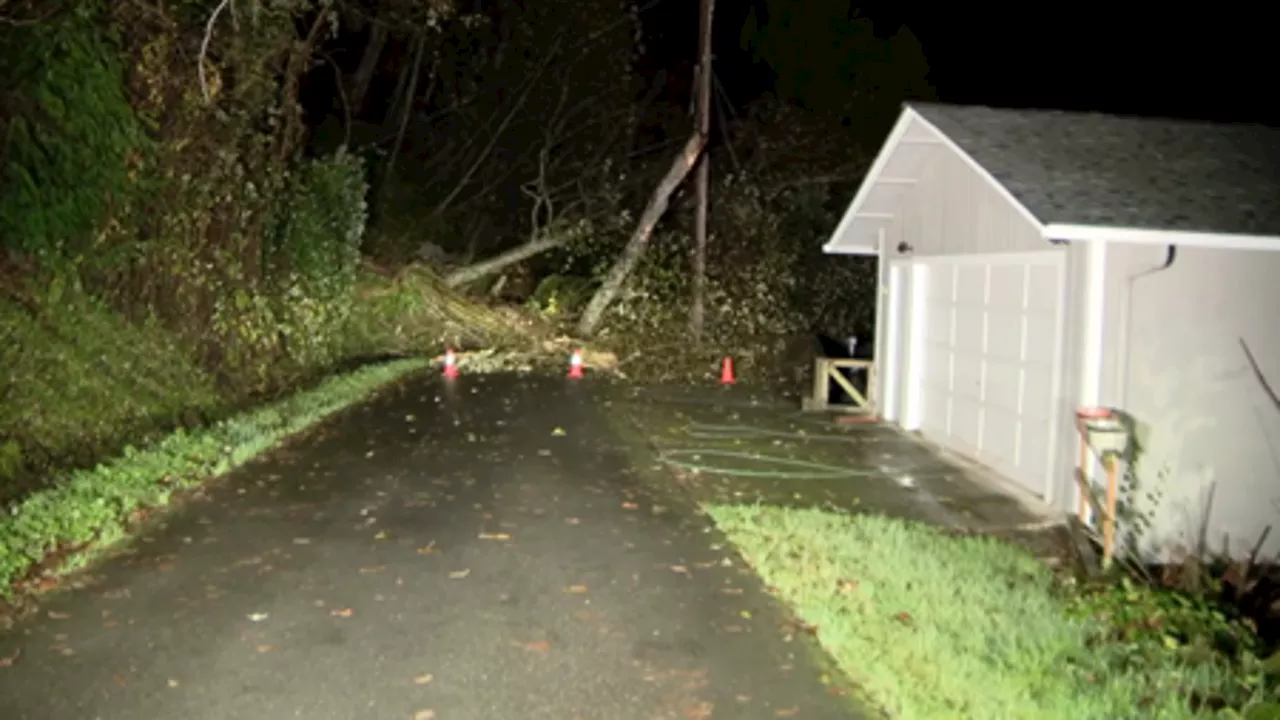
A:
387 35 430 176
1241 338 1280 413
199 0 233 105
431 36 564 217
318 51 352 148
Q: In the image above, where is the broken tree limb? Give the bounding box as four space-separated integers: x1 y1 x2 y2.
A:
443 234 567 288
575 132 707 337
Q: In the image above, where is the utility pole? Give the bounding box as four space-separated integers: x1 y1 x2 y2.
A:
688 0 715 344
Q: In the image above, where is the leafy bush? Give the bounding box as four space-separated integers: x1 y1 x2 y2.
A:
267 149 370 370
1066 576 1280 714
0 286 221 504
0 7 145 265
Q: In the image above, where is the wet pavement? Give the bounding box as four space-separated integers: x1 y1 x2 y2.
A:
0 373 874 720
608 382 1051 534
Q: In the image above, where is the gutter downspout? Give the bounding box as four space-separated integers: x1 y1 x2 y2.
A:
1117 245 1179 408
1111 244 1177 555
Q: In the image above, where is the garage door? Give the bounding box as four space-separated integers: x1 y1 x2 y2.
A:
915 252 1065 499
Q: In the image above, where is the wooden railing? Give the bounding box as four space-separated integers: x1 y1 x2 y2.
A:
806 357 875 413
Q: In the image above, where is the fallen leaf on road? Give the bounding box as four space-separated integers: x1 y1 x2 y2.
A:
685 700 714 719
413 673 434 685
477 532 510 541
520 640 551 655
375 530 391 540
293 538 311 545
331 608 354 618
47 611 70 620
565 585 588 594
416 542 438 555
551 427 566 436
414 710 437 720
360 566 387 574
0 649 19 667
621 502 638 510
565 517 580 525
256 644 274 653
776 708 799 717
670 565 689 574
247 613 269 622
168 679 179 688
448 569 471 579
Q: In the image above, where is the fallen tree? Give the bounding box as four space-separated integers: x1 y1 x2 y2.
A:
443 234 565 288
576 132 706 337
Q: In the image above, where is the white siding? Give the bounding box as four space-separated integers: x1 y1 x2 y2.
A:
1099 244 1280 560
882 138 1045 257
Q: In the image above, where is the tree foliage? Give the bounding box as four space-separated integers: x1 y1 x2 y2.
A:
0 6 145 266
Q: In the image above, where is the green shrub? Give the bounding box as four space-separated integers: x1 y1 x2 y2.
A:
0 287 220 503
0 357 426 595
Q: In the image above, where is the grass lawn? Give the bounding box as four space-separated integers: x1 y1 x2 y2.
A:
0 358 428 598
706 503 1235 720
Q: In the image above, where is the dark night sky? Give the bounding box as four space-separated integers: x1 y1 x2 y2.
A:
910 8 1277 125
643 2 1279 127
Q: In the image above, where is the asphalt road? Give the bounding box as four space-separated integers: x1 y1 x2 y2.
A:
0 372 865 720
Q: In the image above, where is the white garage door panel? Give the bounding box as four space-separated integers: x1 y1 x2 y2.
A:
910 252 1064 500
1024 316 1059 364
983 360 1022 411
982 406 1022 469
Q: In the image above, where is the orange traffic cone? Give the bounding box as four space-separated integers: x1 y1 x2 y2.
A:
442 348 459 378
719 356 736 385
568 348 584 379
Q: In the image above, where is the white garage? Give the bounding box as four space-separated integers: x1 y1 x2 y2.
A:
829 102 1076 504
823 101 1280 561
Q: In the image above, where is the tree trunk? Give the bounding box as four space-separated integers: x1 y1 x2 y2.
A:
384 41 412 126
443 234 567 288
349 21 388 114
386 33 427 178
576 133 707 338
688 0 715 343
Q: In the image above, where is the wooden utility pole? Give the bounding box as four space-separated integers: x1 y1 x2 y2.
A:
688 0 715 343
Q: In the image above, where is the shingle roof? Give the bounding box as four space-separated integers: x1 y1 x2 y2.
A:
908 102 1280 237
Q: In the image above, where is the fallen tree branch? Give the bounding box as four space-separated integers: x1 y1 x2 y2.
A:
576 132 707 337
443 234 566 289
1241 338 1280 413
